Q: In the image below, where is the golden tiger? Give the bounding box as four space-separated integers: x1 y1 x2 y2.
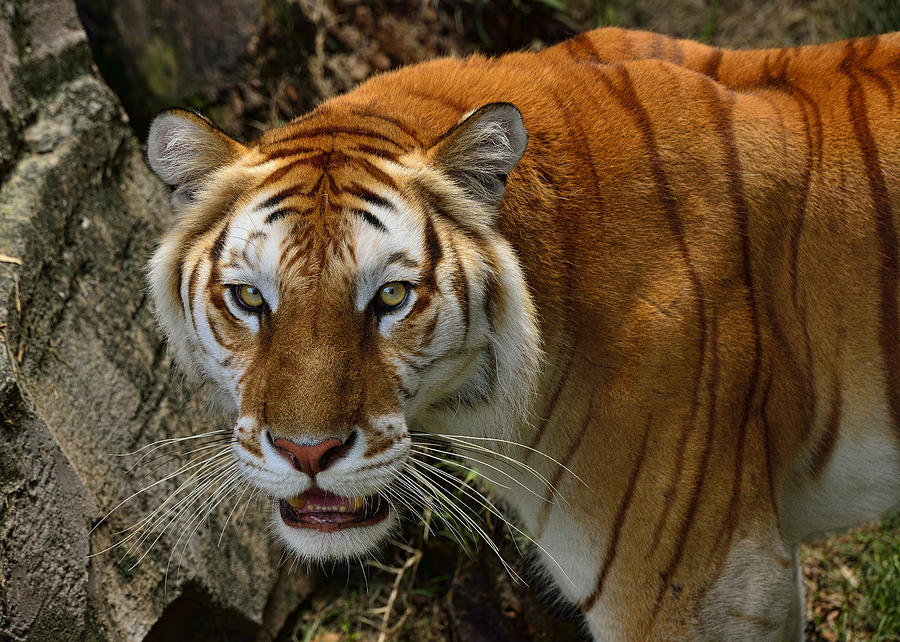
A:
145 27 900 640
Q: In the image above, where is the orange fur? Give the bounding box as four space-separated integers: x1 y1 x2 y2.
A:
147 29 900 639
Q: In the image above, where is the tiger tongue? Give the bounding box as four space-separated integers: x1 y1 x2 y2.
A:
287 489 365 513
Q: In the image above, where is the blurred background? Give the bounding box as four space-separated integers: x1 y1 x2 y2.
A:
75 0 900 140
0 1 897 641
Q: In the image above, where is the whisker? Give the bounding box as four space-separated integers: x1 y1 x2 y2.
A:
411 431 590 488
114 430 231 463
405 464 522 582
409 458 577 589
413 438 569 505
410 444 552 503
92 446 233 536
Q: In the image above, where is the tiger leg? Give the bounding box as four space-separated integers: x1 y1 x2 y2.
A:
580 525 800 641
692 532 802 641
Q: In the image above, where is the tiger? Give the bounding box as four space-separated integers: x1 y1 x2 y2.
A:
144 27 900 640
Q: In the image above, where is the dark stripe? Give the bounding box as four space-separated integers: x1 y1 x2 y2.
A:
347 106 424 145
386 251 419 269
811 326 844 476
671 39 685 65
263 126 405 150
705 79 762 550
354 156 399 191
566 33 603 63
702 48 723 81
582 413 652 612
352 208 387 233
264 208 294 224
760 376 782 533
536 378 595 536
648 33 665 59
257 156 322 189
261 147 323 161
596 67 709 553
210 224 229 265
650 313 720 625
259 187 295 212
347 184 394 211
785 81 819 440
347 143 399 161
422 211 443 269
185 260 201 336
450 245 470 339
841 42 900 439
527 345 576 451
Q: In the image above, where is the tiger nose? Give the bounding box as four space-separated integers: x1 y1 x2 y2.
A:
271 433 355 477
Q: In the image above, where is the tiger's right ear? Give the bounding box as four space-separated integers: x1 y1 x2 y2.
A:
147 109 245 205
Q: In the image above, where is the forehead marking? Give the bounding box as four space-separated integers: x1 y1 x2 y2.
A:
353 209 387 233
347 183 394 211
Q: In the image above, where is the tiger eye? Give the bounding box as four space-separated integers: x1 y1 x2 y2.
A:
378 282 407 310
234 284 264 311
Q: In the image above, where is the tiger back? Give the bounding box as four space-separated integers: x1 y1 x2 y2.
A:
145 28 900 640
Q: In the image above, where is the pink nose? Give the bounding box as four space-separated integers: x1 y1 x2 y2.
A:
272 436 352 477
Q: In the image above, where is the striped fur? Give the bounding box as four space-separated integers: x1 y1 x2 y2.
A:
146 28 900 640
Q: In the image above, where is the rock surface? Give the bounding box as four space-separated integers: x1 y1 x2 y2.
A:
0 2 314 640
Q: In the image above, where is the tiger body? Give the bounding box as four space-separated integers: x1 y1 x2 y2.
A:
146 28 900 640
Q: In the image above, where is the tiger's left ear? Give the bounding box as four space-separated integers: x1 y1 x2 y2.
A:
427 102 528 208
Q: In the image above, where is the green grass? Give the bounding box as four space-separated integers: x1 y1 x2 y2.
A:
802 513 900 641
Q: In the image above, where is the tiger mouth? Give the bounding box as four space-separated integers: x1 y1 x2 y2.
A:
278 488 390 532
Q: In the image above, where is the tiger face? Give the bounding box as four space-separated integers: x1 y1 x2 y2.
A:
146 105 541 561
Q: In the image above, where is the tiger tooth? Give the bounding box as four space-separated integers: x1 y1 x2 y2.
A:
349 497 364 511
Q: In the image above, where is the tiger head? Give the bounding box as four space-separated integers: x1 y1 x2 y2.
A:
145 103 542 561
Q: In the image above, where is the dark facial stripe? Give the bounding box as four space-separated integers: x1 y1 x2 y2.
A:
352 208 387 233
265 208 294 225
422 212 444 269
185 259 201 336
582 413 653 612
449 244 470 338
262 126 406 151
347 183 394 212
210 223 229 265
258 187 296 212
354 156 399 191
385 251 419 269
840 41 900 440
346 106 423 144
347 143 399 162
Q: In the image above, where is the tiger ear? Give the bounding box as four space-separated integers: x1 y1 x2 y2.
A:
147 109 245 206
427 102 528 208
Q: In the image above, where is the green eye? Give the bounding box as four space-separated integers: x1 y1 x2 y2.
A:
375 282 409 313
231 284 265 312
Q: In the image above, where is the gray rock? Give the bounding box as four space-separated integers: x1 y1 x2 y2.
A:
0 2 314 640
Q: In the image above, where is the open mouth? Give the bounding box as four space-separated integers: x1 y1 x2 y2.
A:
279 488 390 532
